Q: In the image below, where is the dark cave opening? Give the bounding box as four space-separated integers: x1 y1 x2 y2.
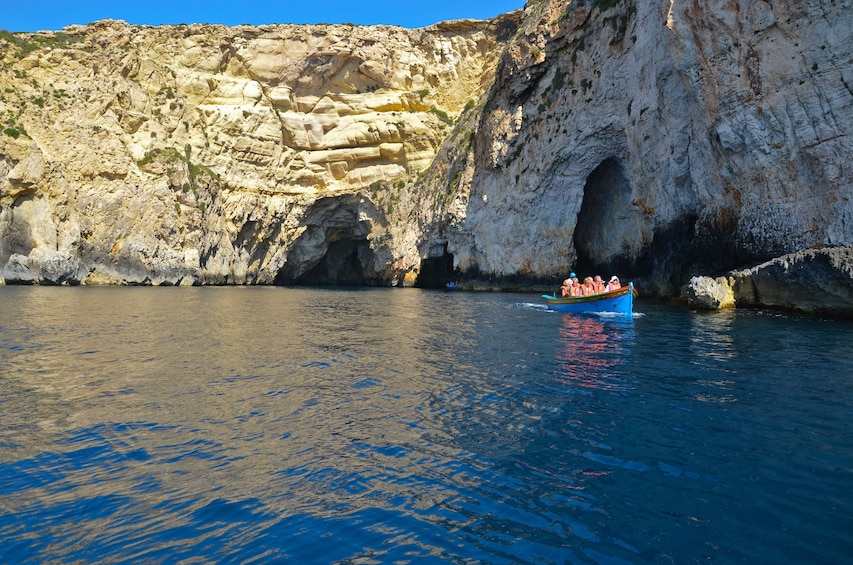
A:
415 240 455 288
572 157 635 277
277 238 373 286
274 195 384 287
303 239 368 285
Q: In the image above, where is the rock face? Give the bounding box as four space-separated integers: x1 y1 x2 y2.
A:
685 246 853 317
0 17 518 285
449 0 852 296
731 246 853 317
1 0 852 311
683 276 736 311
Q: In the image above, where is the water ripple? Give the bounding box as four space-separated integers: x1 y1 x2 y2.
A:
0 287 851 563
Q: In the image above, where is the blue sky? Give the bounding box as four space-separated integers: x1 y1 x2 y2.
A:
3 0 526 32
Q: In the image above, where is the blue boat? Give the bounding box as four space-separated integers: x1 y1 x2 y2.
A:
542 283 634 315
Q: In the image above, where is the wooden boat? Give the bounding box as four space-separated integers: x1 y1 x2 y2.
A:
542 283 634 315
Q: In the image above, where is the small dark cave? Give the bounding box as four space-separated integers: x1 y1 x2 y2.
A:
294 239 370 286
275 234 377 286
572 157 636 278
415 240 456 288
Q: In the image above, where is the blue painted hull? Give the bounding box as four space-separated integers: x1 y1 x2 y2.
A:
542 283 634 315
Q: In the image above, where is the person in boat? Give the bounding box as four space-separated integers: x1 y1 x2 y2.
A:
569 274 584 297
592 275 606 294
568 273 580 295
581 276 596 296
606 276 621 291
560 279 571 297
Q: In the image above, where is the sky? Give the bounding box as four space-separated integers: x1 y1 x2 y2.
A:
2 0 526 32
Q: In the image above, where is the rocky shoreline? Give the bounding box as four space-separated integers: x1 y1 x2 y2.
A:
4 244 851 320
683 246 853 319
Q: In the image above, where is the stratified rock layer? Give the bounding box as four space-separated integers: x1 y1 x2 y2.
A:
0 17 518 284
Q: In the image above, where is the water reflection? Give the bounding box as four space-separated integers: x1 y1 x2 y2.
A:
1 287 546 562
554 314 635 392
689 309 737 362
687 310 740 403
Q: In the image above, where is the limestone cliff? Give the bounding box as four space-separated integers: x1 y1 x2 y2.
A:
0 16 518 285
1 0 851 305
451 0 852 296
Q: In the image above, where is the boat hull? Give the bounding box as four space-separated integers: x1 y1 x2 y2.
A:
542 283 634 315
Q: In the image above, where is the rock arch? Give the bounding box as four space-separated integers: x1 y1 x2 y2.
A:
275 195 386 286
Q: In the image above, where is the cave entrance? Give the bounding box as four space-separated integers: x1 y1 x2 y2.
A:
275 228 377 286
274 194 384 287
296 238 371 286
572 157 633 276
415 239 455 288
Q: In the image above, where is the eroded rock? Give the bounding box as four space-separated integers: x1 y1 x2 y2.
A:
0 2 850 302
730 247 853 318
683 276 736 311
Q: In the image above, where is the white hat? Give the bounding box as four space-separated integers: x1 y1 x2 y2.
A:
609 276 619 282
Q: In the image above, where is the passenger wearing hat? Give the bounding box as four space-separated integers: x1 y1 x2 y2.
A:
560 279 571 297
570 272 580 289
606 276 621 292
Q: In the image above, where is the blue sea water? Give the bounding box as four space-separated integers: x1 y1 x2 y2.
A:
0 286 851 564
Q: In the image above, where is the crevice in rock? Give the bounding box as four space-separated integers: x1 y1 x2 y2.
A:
415 239 455 288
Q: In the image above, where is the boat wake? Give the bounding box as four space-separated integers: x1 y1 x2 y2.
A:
516 302 551 311
517 303 645 318
597 311 645 319
515 302 645 319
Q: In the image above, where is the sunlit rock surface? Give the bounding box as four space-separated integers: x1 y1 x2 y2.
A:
683 276 736 311
451 0 852 297
0 16 518 285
